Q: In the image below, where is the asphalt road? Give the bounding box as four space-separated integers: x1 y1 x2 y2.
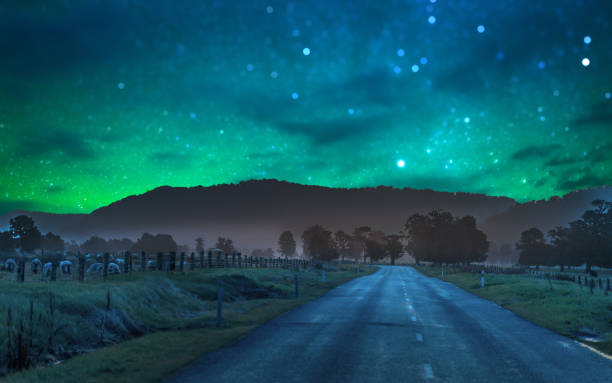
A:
165 266 612 383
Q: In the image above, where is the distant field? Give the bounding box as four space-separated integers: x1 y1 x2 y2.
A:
1 264 376 382
415 265 612 356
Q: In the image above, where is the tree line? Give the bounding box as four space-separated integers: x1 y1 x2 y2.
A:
517 200 612 273
296 209 489 265
3 208 494 266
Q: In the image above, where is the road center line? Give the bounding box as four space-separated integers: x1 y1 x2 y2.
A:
424 364 434 379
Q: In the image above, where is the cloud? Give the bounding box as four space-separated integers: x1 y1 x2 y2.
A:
544 156 578 167
511 144 562 160
276 115 393 144
18 129 93 159
556 172 610 191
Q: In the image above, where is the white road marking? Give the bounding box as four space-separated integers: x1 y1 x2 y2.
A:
424 364 434 379
411 316 417 322
416 333 423 342
408 305 413 310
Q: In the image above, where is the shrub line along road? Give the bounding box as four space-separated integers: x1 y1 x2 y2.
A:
164 266 612 383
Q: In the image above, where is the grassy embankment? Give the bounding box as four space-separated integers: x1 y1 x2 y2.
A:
415 265 612 356
2 264 376 382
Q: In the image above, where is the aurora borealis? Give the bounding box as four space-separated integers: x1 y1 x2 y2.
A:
1 0 611 215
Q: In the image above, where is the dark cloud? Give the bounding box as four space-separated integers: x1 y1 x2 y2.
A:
276 115 393 144
557 172 610 191
511 144 562 160
570 100 612 129
18 130 93 159
0 2 134 76
544 156 578 167
571 113 612 129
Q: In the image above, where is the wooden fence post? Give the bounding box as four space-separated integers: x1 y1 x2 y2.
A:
238 253 242 268
141 252 146 271
51 261 58 282
170 252 177 272
123 252 130 273
224 253 229 268
190 252 195 271
17 258 25 283
78 252 85 281
103 253 109 280
216 252 221 268
180 252 185 272
208 251 213 268
157 252 163 271
200 251 205 269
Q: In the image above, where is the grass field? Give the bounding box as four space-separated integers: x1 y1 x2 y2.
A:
415 265 612 356
1 264 376 382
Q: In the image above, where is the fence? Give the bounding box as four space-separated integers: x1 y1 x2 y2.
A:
0 251 313 283
524 269 611 295
439 263 611 295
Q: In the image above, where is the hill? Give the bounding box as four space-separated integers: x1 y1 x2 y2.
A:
1 180 610 254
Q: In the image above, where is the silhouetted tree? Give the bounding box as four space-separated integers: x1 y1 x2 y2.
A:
195 237 205 253
9 215 42 253
570 200 612 272
404 213 431 265
454 216 488 264
348 236 364 261
302 224 338 261
352 226 371 262
107 238 135 253
42 232 64 253
278 231 296 258
516 228 554 267
385 234 404 265
81 236 108 254
132 233 177 253
0 231 16 253
404 210 488 265
65 240 80 255
548 226 580 271
363 230 387 263
215 237 235 254
333 230 352 261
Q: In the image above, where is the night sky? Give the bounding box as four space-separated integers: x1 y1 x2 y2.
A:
1 0 611 215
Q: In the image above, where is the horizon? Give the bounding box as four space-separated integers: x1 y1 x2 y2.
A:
2 178 612 217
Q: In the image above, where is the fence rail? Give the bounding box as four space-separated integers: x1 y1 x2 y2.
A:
436 263 611 295
0 251 313 283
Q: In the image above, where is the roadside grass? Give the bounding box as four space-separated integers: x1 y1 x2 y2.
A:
415 265 612 356
2 265 376 382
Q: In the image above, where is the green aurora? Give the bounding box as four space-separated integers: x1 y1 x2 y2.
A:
1 0 611 214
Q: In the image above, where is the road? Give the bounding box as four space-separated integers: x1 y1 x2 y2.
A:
165 266 612 383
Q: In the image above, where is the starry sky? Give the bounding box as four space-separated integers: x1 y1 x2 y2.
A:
1 0 611 215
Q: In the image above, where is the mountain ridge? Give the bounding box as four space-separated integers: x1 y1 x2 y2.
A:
1 179 610 254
